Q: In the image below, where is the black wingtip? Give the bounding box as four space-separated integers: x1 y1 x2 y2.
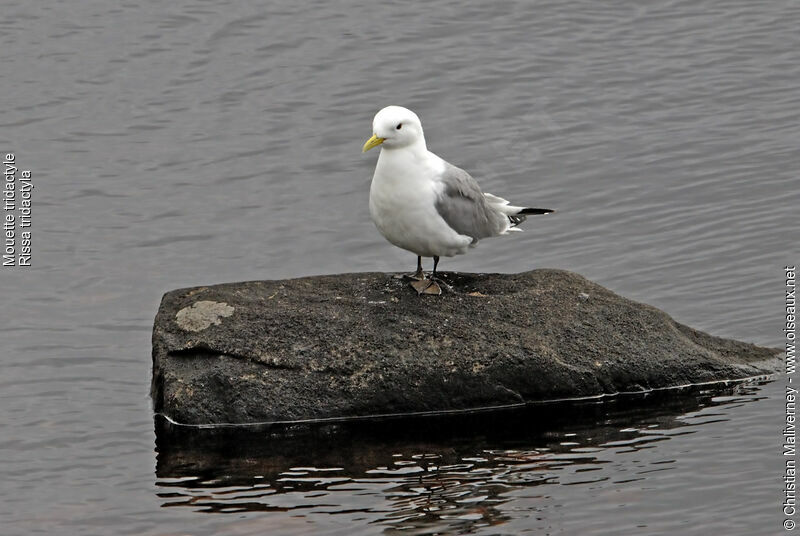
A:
519 208 555 215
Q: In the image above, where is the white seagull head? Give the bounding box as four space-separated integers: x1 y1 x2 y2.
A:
362 105 425 152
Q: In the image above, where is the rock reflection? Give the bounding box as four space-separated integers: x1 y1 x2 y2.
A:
154 381 766 534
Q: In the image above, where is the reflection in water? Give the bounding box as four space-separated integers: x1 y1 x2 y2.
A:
155 380 768 534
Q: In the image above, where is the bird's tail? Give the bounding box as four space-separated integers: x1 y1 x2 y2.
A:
484 193 555 229
518 207 555 215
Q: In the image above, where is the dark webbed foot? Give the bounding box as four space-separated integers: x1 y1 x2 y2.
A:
409 278 442 295
404 256 445 295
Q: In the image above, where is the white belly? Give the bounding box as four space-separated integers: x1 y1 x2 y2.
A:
369 151 472 258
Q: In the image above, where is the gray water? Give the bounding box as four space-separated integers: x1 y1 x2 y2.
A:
0 1 796 534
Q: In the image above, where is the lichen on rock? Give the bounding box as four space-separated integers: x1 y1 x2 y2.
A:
175 300 234 332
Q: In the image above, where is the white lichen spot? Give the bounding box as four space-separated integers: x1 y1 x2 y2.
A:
175 300 234 332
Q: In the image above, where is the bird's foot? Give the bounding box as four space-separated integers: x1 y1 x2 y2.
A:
399 269 426 282
409 278 442 295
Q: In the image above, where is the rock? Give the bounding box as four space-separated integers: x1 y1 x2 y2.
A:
150 269 780 425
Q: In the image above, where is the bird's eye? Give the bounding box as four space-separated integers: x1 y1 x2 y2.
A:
396 123 402 130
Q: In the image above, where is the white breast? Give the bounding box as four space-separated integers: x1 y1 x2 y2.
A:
369 148 472 258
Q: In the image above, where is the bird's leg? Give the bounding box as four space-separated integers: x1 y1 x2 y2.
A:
401 256 426 282
425 256 443 294
410 258 432 293
413 256 424 280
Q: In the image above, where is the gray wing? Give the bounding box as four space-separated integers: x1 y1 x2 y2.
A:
434 162 508 241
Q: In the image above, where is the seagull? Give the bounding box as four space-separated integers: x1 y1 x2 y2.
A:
362 105 554 295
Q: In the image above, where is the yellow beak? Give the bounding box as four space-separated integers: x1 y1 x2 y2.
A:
362 134 386 153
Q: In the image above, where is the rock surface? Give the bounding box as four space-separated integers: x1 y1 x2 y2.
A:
151 270 780 425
